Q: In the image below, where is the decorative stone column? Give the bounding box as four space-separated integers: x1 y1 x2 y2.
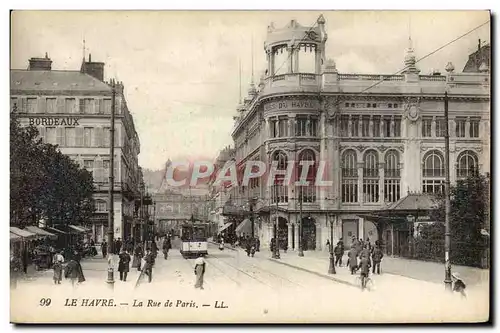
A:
315 44 322 74
431 116 437 137
379 116 384 137
288 222 293 250
378 162 385 204
369 115 374 137
287 47 293 73
348 115 353 138
293 47 300 73
465 117 471 138
390 115 395 137
357 161 364 204
358 217 365 241
288 116 295 138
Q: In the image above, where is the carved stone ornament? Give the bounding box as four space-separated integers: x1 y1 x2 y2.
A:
321 97 337 118
355 145 368 152
404 97 421 122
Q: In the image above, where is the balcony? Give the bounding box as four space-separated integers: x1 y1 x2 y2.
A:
261 73 320 95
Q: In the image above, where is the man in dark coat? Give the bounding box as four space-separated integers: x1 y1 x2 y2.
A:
143 249 155 283
371 245 383 274
115 238 123 254
118 249 131 281
334 243 344 267
101 240 108 258
348 247 358 274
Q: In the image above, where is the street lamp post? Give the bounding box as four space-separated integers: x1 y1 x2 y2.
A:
106 79 116 288
444 91 452 291
249 198 255 239
298 187 304 257
272 185 280 259
328 214 336 274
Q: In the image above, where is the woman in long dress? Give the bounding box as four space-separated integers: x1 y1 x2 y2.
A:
194 254 206 290
52 251 65 284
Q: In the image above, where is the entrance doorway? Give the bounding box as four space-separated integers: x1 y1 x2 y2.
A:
301 217 316 251
278 217 288 250
342 219 358 249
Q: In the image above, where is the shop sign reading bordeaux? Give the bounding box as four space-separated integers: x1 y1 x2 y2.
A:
29 117 80 126
264 99 319 112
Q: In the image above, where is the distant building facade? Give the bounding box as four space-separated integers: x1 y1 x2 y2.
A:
229 17 490 255
10 54 143 242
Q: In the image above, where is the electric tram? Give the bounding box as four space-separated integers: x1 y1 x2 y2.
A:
180 222 209 258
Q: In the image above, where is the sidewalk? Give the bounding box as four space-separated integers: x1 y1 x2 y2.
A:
266 248 489 287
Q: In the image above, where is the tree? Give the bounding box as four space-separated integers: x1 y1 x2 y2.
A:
427 169 489 267
10 117 95 228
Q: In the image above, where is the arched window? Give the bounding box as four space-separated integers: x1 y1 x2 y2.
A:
422 150 445 194
96 200 107 213
384 150 401 202
457 150 478 179
363 150 379 203
341 150 358 203
298 149 316 203
272 150 288 203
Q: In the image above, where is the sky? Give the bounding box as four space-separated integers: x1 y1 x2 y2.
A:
10 10 490 170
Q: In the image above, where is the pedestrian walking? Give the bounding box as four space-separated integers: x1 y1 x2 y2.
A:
162 238 170 259
371 245 383 274
255 237 260 252
194 254 206 290
64 256 85 286
132 243 144 271
115 238 123 255
326 239 331 253
52 251 65 284
348 247 358 275
334 243 343 267
101 240 108 258
118 248 131 281
142 249 154 283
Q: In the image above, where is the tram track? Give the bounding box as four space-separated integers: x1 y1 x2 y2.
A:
207 252 303 289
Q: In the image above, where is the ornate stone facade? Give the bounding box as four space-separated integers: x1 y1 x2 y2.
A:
230 17 490 253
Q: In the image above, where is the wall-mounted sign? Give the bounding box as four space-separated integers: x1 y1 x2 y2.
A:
28 117 80 126
264 99 318 112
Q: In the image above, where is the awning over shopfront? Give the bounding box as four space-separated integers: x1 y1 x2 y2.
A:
68 225 87 233
219 222 233 232
25 226 57 239
10 227 38 239
10 232 22 242
45 227 68 235
235 219 252 235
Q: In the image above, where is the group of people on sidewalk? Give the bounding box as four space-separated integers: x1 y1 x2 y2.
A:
328 237 384 278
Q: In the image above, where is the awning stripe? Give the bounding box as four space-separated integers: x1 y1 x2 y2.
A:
10 227 37 239
25 226 56 238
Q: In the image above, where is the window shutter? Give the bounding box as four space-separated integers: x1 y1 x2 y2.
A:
56 127 65 146
20 97 27 113
95 160 103 183
95 127 102 147
37 97 46 114
98 99 104 114
57 98 64 114
75 127 84 147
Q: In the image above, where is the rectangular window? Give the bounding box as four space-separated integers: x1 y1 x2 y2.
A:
351 117 359 137
470 118 480 138
103 99 112 114
373 116 380 137
103 160 110 184
278 117 288 137
26 98 37 114
384 179 400 202
83 98 94 114
65 127 76 146
103 127 110 147
422 179 444 194
46 98 57 114
296 117 308 136
45 127 56 144
65 98 76 114
340 116 349 137
383 119 391 137
361 117 370 137
422 117 432 137
309 118 318 136
84 127 93 147
456 118 466 137
394 118 401 137
271 184 288 204
83 160 95 177
435 118 446 137
341 180 358 203
269 119 277 138
363 180 379 203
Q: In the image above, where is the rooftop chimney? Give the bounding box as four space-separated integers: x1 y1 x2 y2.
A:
28 53 52 71
80 53 105 81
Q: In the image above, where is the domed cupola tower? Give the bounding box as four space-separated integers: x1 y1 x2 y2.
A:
264 15 327 77
402 37 420 74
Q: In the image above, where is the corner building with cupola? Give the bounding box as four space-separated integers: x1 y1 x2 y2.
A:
229 16 490 257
